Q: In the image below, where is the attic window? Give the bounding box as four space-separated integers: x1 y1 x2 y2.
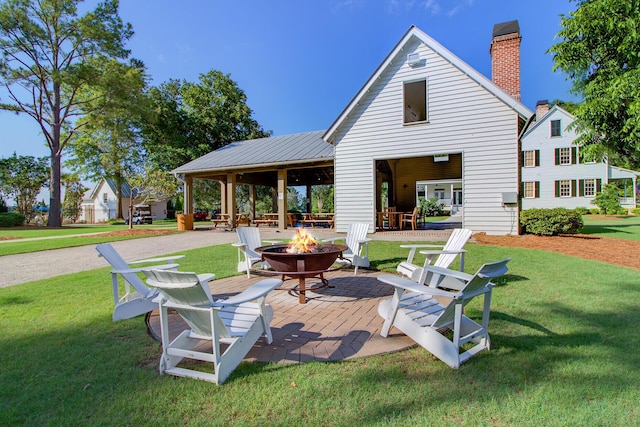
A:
403 79 427 124
102 193 108 203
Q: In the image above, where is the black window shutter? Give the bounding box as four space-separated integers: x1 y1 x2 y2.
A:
596 179 602 192
555 148 560 165
535 181 540 198
578 179 584 197
571 147 578 164
535 150 540 166
571 180 577 197
555 180 560 197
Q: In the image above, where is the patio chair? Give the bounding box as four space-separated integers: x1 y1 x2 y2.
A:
323 223 372 275
401 207 419 230
396 228 472 285
143 269 281 384
377 258 510 368
96 243 191 321
233 228 281 278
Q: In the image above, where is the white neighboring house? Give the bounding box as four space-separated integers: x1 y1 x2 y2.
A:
80 179 167 223
520 102 638 211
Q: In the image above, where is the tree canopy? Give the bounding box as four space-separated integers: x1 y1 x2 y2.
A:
142 70 272 171
0 0 134 226
0 152 49 219
548 0 640 168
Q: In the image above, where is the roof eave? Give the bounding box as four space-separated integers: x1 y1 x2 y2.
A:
323 25 533 142
173 156 335 176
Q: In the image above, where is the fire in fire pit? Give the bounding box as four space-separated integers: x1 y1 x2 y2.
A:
254 230 348 303
286 228 318 254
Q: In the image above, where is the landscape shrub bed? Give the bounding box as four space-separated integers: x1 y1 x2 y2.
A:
0 212 25 227
520 207 583 236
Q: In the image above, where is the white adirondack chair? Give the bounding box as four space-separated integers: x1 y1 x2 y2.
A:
143 269 282 384
377 258 510 368
396 228 472 284
233 228 281 278
323 223 372 275
96 243 190 321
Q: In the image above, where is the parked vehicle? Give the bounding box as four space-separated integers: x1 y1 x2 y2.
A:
126 204 153 225
193 209 208 221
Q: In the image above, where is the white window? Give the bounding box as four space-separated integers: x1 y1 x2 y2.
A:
523 182 537 198
523 150 537 167
403 79 427 124
583 179 596 197
434 189 445 201
559 180 572 197
558 148 571 165
551 119 562 137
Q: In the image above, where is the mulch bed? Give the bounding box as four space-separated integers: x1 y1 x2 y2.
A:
474 233 640 270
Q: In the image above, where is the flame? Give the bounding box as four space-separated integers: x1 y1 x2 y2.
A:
286 228 319 254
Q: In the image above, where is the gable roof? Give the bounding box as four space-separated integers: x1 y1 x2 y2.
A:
521 104 574 138
172 130 334 174
323 25 533 142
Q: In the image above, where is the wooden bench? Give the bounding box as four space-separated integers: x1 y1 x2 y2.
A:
211 214 230 229
301 213 334 228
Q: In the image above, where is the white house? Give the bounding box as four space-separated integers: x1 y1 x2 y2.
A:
322 23 531 235
174 21 533 235
81 179 167 223
521 102 638 210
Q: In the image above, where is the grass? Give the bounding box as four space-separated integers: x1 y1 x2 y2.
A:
581 214 640 240
1 240 639 425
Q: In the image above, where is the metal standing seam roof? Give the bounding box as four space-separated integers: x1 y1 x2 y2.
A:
172 130 334 174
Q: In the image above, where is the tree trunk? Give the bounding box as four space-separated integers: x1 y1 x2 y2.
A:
47 81 63 227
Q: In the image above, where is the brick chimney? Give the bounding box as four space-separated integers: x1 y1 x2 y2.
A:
490 20 521 102
535 100 550 120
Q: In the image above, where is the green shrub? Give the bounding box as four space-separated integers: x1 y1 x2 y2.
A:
590 208 601 215
108 219 126 225
574 206 590 215
0 212 25 227
633 208 640 215
520 208 583 236
616 207 629 215
419 197 445 217
593 183 623 214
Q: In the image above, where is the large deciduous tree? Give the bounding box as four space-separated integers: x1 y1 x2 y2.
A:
142 70 272 172
0 0 133 227
65 59 148 219
548 0 640 168
0 152 48 219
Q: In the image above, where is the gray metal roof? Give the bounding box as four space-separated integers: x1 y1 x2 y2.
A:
173 130 334 174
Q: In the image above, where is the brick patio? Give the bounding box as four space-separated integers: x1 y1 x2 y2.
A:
146 268 416 364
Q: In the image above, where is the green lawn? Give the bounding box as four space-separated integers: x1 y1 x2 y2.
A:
581 214 640 240
1 240 639 425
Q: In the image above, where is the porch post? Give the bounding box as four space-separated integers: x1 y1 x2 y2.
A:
220 180 227 214
226 173 237 228
249 184 256 223
277 169 287 230
306 185 312 213
184 175 193 214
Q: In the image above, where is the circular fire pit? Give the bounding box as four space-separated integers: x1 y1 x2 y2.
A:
255 244 348 303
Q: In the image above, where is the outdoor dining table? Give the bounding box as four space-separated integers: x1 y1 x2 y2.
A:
377 211 406 230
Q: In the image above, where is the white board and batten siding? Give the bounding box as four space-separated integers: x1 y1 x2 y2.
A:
330 32 526 235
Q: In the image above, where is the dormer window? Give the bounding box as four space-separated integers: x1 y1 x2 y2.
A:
551 119 562 137
403 79 428 124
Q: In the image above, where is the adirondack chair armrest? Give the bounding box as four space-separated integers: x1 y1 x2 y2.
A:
263 240 283 245
420 264 474 282
111 263 180 275
358 238 373 244
377 274 459 298
196 273 217 283
419 249 466 256
213 279 282 307
129 255 186 265
232 242 246 248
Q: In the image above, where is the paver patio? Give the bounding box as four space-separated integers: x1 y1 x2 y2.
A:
146 268 416 364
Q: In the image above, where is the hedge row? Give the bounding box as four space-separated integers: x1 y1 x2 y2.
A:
0 212 25 227
520 208 583 236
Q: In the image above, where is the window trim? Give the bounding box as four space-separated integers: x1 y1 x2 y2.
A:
523 150 540 167
522 181 540 198
551 119 562 137
403 78 428 125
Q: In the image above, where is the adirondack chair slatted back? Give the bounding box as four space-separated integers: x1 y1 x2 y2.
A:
143 269 221 338
432 259 510 329
433 228 472 268
345 223 369 256
237 228 263 259
96 243 152 298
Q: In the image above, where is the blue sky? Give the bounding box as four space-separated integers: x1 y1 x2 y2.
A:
0 0 578 174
